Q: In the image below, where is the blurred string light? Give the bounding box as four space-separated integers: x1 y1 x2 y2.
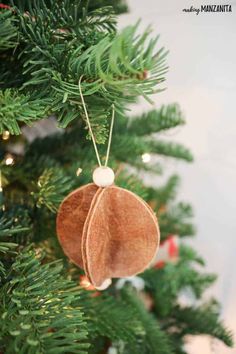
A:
76 167 83 177
0 169 5 210
5 153 14 166
2 130 10 140
141 153 151 163
79 275 95 291
0 170 2 193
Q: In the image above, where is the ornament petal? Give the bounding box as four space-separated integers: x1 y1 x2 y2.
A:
83 186 160 288
56 183 99 267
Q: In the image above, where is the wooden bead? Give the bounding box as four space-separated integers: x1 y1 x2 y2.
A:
92 166 115 187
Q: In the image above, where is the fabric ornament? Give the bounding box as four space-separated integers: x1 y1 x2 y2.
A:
56 77 160 290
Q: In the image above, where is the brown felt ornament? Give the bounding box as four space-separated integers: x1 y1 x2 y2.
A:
57 182 160 289
56 77 160 290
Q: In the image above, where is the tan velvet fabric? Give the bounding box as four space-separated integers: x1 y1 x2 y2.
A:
57 183 99 267
56 183 160 288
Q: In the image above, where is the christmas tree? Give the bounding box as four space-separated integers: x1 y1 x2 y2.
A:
0 1 233 353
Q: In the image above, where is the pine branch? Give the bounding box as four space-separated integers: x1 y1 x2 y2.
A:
158 202 196 239
112 136 193 166
0 246 89 354
79 6 117 33
33 167 75 212
0 212 29 238
0 10 18 50
148 140 193 162
178 244 205 266
16 1 116 35
115 172 148 200
8 155 60 186
128 104 185 136
54 24 167 115
23 128 88 163
0 214 21 279
81 291 145 348
0 89 50 134
87 0 129 14
121 286 174 354
143 262 216 317
0 2 167 140
0 0 166 139
173 302 233 347
147 175 180 209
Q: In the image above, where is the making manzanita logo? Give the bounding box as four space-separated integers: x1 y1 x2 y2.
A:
182 4 232 15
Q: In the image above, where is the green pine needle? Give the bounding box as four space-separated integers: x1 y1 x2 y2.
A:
0 246 89 354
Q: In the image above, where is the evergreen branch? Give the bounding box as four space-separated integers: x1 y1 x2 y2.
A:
128 104 185 136
0 216 18 279
174 302 233 347
0 246 89 353
82 291 145 348
87 0 129 14
122 157 163 175
33 168 74 212
147 175 180 209
16 1 116 35
17 13 167 125
0 89 50 134
9 155 60 187
69 22 166 88
116 172 148 200
179 244 205 266
143 262 216 317
113 134 146 159
148 140 193 162
0 53 24 89
158 202 196 239
55 97 112 143
121 286 174 354
0 10 18 51
57 23 167 108
23 125 90 162
0 213 29 239
79 6 117 33
113 135 193 166
0 210 30 280
159 221 195 240
12 0 128 15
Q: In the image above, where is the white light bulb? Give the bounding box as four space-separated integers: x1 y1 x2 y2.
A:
142 153 151 163
5 154 14 165
76 167 83 177
2 131 10 140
